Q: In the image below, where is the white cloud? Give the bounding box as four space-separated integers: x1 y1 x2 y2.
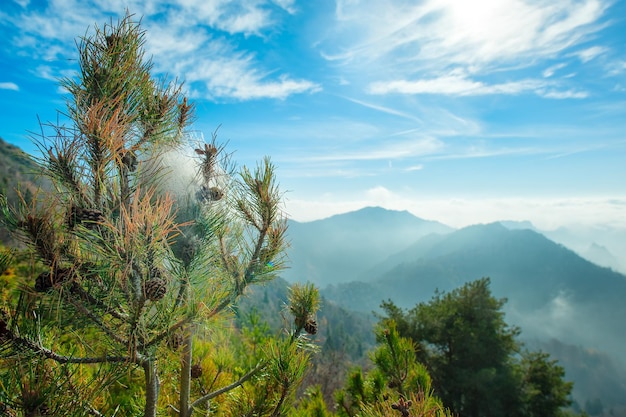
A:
323 0 610 99
0 82 19 91
369 73 546 96
172 44 320 100
328 0 608 68
540 89 589 99
574 45 608 63
305 136 443 162
284 195 626 231
405 165 423 172
271 0 296 13
608 60 626 76
343 97 423 122
369 71 590 99
366 185 394 204
542 63 567 77
3 0 318 101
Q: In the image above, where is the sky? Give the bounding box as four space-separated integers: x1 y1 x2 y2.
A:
0 0 625 230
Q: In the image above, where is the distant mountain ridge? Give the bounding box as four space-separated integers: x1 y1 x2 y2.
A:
294 210 626 410
282 206 452 286
322 221 626 363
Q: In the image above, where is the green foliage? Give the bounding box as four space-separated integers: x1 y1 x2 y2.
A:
234 277 377 408
370 323 431 397
0 13 319 417
332 322 449 417
520 351 573 417
289 386 334 417
381 278 574 417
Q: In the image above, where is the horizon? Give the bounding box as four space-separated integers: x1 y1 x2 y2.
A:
1 1 625 231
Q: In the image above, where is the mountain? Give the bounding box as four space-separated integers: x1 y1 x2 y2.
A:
319 222 626 410
282 206 453 287
498 220 537 230
526 338 626 411
322 223 626 361
583 242 624 272
545 225 626 275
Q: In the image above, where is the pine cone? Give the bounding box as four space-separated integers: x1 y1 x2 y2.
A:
68 206 104 229
121 151 138 172
143 271 166 301
196 186 223 203
391 398 412 417
304 318 318 335
191 364 203 379
23 389 48 416
34 268 73 292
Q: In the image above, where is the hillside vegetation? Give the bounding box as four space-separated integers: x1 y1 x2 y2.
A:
0 137 42 245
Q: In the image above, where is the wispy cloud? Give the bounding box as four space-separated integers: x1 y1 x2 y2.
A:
368 72 587 99
541 89 589 99
327 0 608 67
405 165 424 172
0 82 19 91
343 96 423 122
322 0 610 99
2 0 319 101
574 45 608 63
369 74 544 96
543 63 568 78
305 136 443 162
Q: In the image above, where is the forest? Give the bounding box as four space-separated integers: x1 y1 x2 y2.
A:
0 14 604 417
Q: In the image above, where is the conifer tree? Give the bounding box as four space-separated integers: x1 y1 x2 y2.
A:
0 13 318 417
333 322 450 417
381 278 573 417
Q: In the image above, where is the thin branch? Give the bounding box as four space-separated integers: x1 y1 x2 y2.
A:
143 316 190 350
87 406 106 417
12 336 131 364
66 295 128 346
70 282 129 321
188 362 265 413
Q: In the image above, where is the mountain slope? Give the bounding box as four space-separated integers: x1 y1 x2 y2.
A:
282 206 453 286
323 223 626 361
0 137 42 245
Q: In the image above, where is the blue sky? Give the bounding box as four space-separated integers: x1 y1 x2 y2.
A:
1 0 625 229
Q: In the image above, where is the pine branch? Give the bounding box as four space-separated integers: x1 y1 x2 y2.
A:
69 281 129 321
143 316 190 350
65 294 128 346
188 362 265 414
11 335 130 364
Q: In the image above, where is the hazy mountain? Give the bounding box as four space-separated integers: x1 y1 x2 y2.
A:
526 338 626 410
317 221 626 411
282 206 453 286
545 225 626 275
322 223 626 361
583 242 624 273
498 220 537 230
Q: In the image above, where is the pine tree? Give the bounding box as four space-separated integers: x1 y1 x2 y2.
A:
332 322 450 417
0 13 318 417
381 278 573 417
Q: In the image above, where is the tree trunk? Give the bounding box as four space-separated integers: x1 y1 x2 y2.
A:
179 325 193 417
143 359 160 417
